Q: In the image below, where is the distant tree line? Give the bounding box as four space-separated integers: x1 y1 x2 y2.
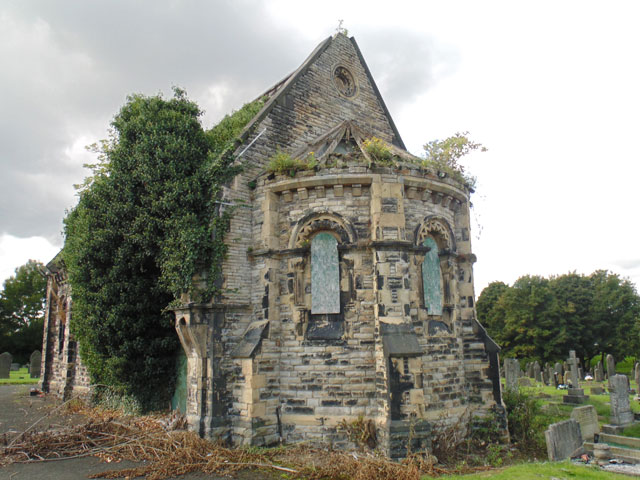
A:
476 271 640 369
0 260 46 364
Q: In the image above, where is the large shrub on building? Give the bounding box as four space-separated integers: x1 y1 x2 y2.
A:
63 89 263 409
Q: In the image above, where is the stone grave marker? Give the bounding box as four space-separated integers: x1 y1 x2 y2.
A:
518 377 531 387
553 372 560 387
570 405 599 441
545 419 583 461
578 367 583 380
534 361 542 383
564 371 570 384
595 361 604 382
635 363 640 389
504 358 519 391
527 362 534 378
0 352 11 379
609 374 634 426
591 386 604 395
29 350 41 378
606 354 615 380
563 361 569 374
10 363 20 371
563 350 588 404
554 362 563 376
542 369 549 385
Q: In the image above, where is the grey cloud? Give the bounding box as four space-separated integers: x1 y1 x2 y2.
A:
613 259 640 270
0 0 308 241
356 28 459 110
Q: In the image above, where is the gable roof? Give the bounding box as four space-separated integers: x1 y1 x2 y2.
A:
239 34 406 150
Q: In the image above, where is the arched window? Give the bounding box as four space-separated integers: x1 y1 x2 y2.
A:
422 237 443 315
311 232 340 314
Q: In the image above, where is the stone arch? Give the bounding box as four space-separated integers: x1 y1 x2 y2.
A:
289 211 357 249
414 216 456 253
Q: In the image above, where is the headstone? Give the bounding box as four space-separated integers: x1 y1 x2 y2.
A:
527 362 534 378
542 369 549 385
10 363 20 371
591 386 604 395
578 367 583 380
545 419 583 461
0 352 11 379
635 362 640 389
606 354 615 380
569 351 580 386
595 361 604 382
29 350 41 378
563 350 589 404
534 361 542 383
518 377 531 387
609 374 634 426
553 372 560 387
504 358 519 392
563 361 569 375
554 362 563 376
564 371 570 384
570 405 600 441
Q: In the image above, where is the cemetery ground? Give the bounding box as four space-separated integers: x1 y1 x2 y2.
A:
1 379 639 480
0 367 40 385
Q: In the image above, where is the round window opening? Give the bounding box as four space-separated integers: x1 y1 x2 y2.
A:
333 66 357 97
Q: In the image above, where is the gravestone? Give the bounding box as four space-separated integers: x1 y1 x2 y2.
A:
590 386 604 395
554 362 563 376
534 361 542 383
527 362 534 378
609 374 634 426
564 371 570 384
542 369 549 386
570 405 600 441
578 367 583 380
545 419 583 461
504 358 519 392
10 363 20 371
518 377 531 387
563 361 569 374
595 361 604 382
553 372 560 388
606 354 615 380
563 350 589 404
29 350 41 378
0 352 11 379
635 363 640 389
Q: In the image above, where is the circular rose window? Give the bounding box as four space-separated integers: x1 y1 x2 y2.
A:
333 66 357 97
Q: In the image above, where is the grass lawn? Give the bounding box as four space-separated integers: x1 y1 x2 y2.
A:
0 367 39 385
438 461 632 479
505 379 640 429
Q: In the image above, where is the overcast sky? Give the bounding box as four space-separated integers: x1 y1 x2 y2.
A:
1 0 640 297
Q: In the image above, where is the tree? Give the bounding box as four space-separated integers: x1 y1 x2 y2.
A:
0 260 47 363
477 271 640 367
63 89 263 410
423 131 487 180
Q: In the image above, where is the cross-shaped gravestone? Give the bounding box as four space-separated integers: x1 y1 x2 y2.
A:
569 350 580 387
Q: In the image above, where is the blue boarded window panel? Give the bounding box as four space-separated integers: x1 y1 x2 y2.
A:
422 237 443 315
311 233 340 314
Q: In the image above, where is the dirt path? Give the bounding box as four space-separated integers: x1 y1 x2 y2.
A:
0 385 276 480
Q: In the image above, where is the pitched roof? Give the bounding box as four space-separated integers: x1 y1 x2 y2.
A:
239 34 406 150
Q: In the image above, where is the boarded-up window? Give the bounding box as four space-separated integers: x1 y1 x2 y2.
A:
311 232 340 314
422 237 443 315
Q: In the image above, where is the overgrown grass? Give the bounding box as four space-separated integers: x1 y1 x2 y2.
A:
438 461 631 479
0 367 38 385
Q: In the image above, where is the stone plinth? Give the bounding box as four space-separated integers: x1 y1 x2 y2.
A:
563 388 589 404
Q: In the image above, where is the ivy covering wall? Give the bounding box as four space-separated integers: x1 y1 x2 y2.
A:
63 88 263 409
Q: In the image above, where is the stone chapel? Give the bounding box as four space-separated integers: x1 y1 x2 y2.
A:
40 33 503 458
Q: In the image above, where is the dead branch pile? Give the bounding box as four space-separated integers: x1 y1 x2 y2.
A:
1 406 492 480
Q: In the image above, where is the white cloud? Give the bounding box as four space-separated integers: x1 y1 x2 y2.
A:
0 234 60 285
